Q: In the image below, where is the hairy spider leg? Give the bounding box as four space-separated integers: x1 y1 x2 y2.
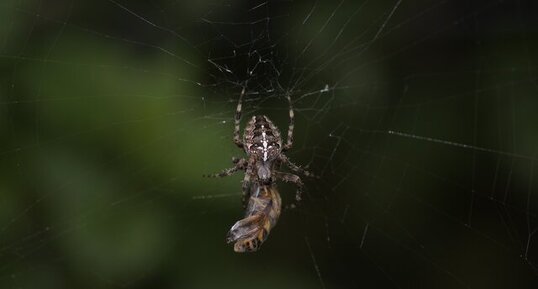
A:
283 93 294 151
274 171 303 201
203 158 247 178
241 156 256 207
233 86 246 148
279 154 313 177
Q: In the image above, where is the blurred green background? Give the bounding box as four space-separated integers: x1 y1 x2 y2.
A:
1 0 537 288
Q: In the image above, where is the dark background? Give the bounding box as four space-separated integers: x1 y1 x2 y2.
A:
1 0 537 288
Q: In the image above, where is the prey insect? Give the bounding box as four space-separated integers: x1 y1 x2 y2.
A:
226 183 281 252
204 86 313 252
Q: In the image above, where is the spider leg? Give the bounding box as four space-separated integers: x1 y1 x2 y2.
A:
279 154 314 177
282 93 294 151
274 171 303 201
233 86 246 149
241 156 256 208
204 158 247 178
241 171 252 208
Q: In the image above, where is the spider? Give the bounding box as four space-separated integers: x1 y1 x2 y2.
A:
205 86 312 205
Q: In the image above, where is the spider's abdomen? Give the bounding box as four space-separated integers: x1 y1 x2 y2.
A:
244 115 282 161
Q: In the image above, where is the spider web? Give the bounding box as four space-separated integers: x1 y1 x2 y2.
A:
1 0 537 288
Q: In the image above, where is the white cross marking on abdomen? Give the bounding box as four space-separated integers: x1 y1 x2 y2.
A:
261 125 268 161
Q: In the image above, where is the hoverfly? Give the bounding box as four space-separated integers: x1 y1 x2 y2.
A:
226 183 282 252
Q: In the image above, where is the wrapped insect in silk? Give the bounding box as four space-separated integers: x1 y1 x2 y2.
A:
226 184 282 252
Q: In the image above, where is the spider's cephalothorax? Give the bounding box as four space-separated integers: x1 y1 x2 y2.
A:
204 86 313 252
244 115 282 184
